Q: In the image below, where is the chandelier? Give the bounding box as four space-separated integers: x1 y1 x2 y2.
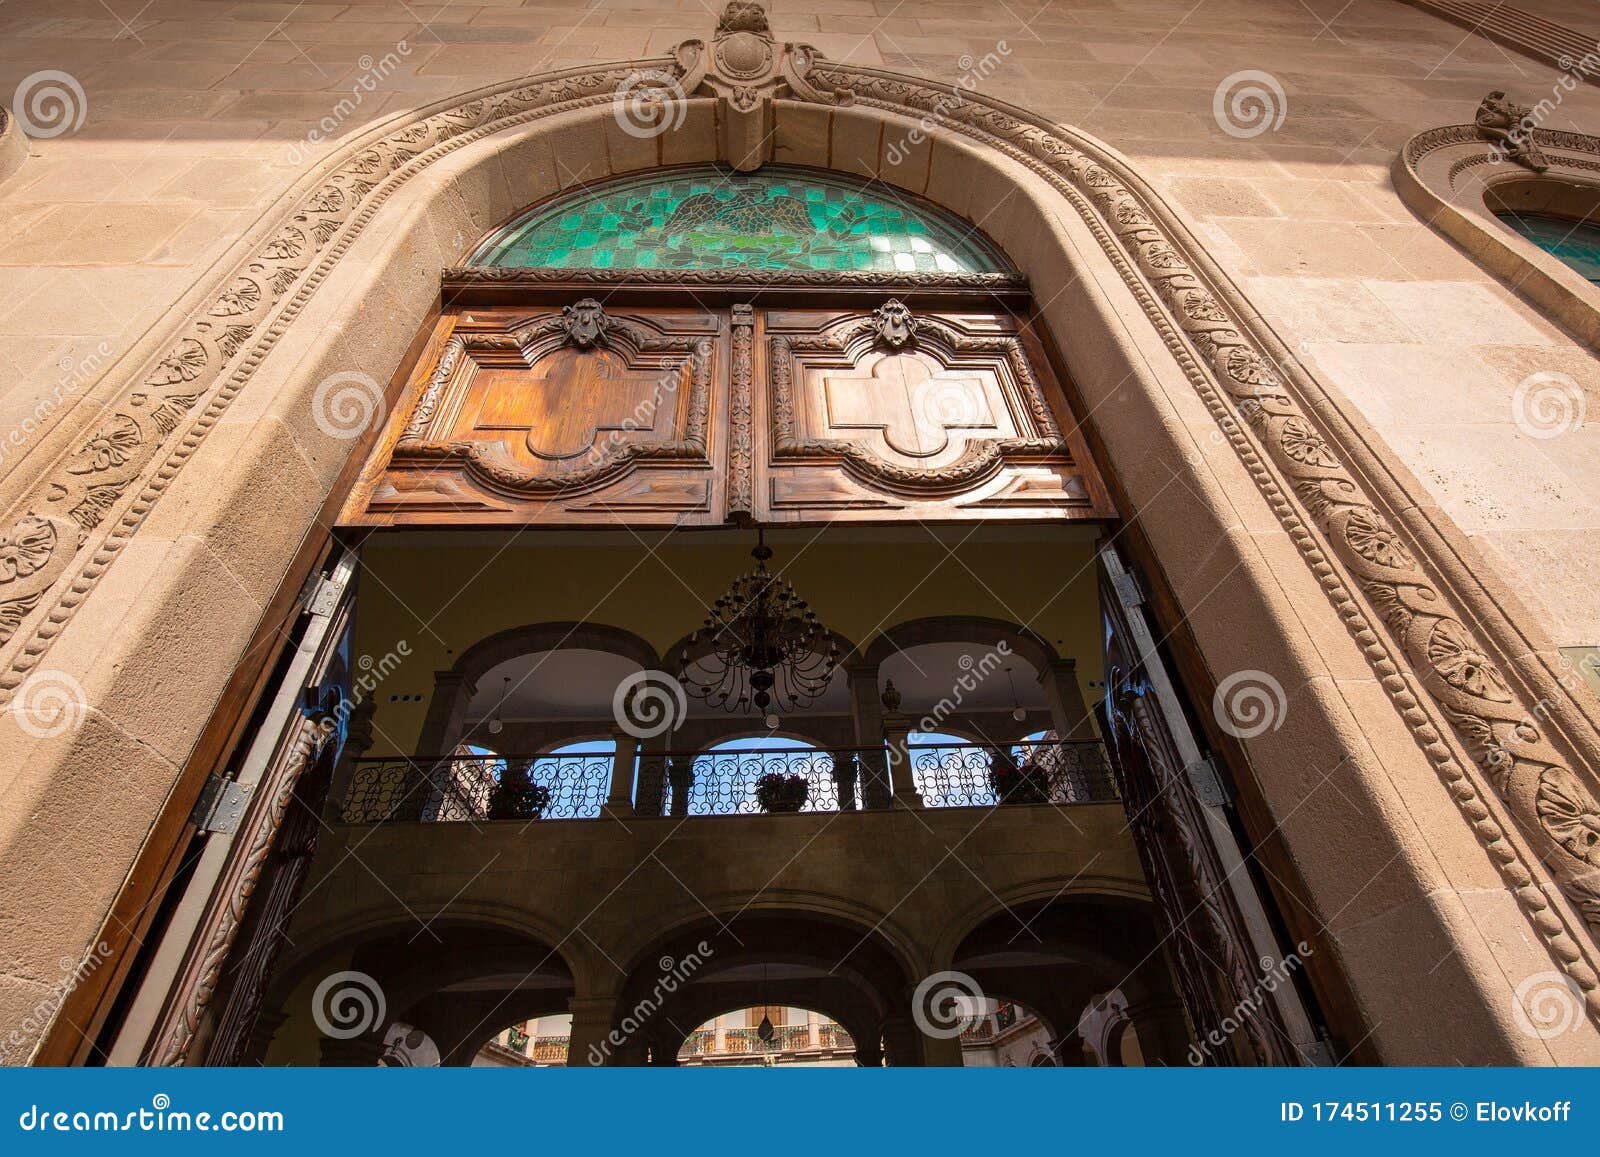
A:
677 531 840 723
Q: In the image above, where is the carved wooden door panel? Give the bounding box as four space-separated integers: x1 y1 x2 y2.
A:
1098 546 1326 1066
343 301 725 526
743 301 1111 524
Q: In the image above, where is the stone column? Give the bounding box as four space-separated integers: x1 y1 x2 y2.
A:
850 666 891 809
415 670 478 754
605 730 638 817
713 1016 727 1053
666 757 694 817
633 738 667 817
806 1009 821 1048
1039 658 1094 740
1124 998 1193 1066
566 995 621 1067
881 681 922 809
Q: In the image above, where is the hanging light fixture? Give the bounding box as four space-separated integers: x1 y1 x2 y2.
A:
487 675 511 735
678 530 840 726
1005 666 1028 723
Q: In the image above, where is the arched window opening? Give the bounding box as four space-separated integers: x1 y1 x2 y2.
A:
678 1006 854 1066
471 164 1013 274
475 1014 572 1067
958 999 1061 1067
1495 211 1600 284
686 735 836 816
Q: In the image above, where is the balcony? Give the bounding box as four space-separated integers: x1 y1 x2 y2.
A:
340 739 1118 824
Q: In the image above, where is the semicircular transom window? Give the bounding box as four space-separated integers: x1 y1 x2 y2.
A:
1496 211 1600 284
471 164 1011 274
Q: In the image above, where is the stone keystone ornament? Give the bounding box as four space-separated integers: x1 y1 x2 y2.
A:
669 1 852 170
873 299 918 349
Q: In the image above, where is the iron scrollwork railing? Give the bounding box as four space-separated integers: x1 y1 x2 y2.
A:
910 739 1119 809
341 752 611 823
340 740 1117 823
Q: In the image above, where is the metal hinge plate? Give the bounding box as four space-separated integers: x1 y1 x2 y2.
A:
191 775 253 835
1111 569 1144 609
305 573 342 618
1185 755 1231 808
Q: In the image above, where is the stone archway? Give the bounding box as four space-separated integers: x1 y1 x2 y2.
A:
14 1 1600 1065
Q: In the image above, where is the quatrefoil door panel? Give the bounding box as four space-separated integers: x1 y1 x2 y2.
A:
342 304 725 526
746 305 1114 523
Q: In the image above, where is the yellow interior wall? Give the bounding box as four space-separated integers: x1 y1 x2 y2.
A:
351 526 1107 755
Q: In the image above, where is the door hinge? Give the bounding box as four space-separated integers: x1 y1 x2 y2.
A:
1111 569 1144 609
191 774 253 835
1301 1037 1337 1066
304 572 342 618
1185 754 1232 808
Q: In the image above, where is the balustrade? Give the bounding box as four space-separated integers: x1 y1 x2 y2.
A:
341 740 1116 823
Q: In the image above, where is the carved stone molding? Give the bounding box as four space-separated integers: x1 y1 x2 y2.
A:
1397 110 1600 351
442 266 1026 291
1 2 1597 1022
392 312 713 497
768 313 1070 495
666 0 850 170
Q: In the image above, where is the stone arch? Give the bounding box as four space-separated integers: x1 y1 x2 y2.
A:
860 614 1060 674
416 621 660 754
14 5 1600 1063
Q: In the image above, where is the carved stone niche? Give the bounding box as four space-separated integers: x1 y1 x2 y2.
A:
341 304 725 526
753 304 1114 523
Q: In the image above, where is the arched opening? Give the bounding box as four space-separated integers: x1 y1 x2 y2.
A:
678 1006 856 1066
68 7 1579 1070
475 1014 573 1067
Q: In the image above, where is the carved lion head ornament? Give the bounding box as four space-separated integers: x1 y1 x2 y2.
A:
560 298 612 349
873 299 918 349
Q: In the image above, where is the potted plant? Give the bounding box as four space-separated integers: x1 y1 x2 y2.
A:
754 771 809 813
488 765 552 820
988 750 1047 805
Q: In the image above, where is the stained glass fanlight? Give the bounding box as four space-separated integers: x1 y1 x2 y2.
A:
471 164 1011 274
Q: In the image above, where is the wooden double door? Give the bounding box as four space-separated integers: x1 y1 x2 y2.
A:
339 291 1114 528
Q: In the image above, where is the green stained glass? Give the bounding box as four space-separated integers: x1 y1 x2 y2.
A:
1497 211 1600 284
472 165 1010 274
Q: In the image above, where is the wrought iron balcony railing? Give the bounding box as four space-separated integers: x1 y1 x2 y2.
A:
340 739 1117 824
